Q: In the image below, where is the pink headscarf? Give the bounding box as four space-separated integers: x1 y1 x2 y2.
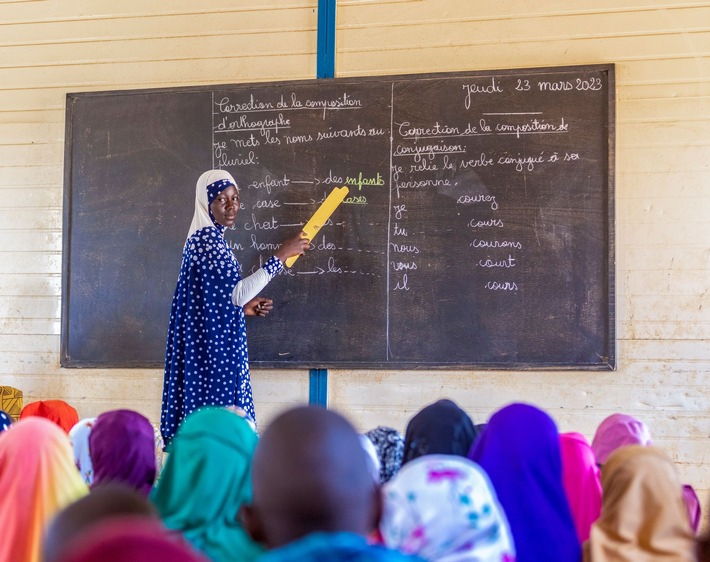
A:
590 413 701 533
559 432 602 543
591 413 652 465
0 417 88 562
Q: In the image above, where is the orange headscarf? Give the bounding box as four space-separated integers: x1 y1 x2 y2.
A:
20 400 79 433
584 446 694 562
0 417 89 562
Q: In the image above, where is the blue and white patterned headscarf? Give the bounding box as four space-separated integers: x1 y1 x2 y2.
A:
0 410 12 432
366 426 405 484
186 169 238 241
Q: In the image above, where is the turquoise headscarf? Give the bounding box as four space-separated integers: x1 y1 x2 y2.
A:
150 407 263 562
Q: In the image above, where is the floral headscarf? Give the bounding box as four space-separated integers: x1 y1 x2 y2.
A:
380 455 515 562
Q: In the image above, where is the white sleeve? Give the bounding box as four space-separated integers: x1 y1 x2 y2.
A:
232 268 272 307
232 257 283 306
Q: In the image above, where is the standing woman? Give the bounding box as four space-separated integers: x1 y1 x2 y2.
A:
161 169 309 446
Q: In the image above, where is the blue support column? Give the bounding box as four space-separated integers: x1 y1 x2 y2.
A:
317 0 336 79
309 0 336 407
309 369 329 407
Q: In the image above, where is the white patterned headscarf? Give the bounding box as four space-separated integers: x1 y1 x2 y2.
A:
380 455 515 562
359 434 382 485
186 169 238 241
69 417 97 485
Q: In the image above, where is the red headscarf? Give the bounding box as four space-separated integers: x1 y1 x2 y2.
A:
55 518 209 562
20 400 79 433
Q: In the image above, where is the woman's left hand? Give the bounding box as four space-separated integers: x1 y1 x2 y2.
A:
244 297 274 317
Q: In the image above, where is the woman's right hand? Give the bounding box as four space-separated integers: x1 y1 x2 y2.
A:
274 231 311 263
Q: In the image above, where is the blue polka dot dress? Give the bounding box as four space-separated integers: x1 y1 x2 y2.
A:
160 170 283 446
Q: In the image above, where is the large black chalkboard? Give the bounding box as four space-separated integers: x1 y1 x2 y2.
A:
62 64 615 369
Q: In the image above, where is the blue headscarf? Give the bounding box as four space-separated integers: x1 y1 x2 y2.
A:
0 410 12 432
258 532 418 562
468 403 580 562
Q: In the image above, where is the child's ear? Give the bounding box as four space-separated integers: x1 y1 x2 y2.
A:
240 504 267 545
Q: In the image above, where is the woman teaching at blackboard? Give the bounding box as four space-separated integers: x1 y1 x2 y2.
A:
160 169 309 445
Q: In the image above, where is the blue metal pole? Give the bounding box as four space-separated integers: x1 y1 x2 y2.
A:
316 0 336 79
309 0 336 406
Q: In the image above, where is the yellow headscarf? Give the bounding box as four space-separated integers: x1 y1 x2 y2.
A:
584 445 694 562
0 417 89 562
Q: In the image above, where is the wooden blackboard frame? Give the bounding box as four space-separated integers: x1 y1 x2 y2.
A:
61 64 616 370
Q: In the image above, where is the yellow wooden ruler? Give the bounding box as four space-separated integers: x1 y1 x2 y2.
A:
285 185 350 268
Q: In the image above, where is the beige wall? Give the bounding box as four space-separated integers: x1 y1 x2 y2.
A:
1 0 708 511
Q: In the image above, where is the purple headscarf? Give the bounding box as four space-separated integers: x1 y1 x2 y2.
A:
468 403 580 562
682 484 702 534
89 410 156 496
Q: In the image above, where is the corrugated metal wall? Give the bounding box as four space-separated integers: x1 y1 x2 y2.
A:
0 0 708 516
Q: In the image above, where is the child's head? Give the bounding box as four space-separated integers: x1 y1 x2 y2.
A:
243 406 380 549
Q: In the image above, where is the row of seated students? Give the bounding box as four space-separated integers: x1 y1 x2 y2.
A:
0 398 707 562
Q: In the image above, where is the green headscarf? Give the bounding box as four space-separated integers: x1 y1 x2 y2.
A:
150 407 264 562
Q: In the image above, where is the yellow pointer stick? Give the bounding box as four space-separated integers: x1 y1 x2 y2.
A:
285 185 350 268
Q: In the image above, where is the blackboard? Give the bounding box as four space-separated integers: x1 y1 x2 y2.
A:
62 64 615 369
